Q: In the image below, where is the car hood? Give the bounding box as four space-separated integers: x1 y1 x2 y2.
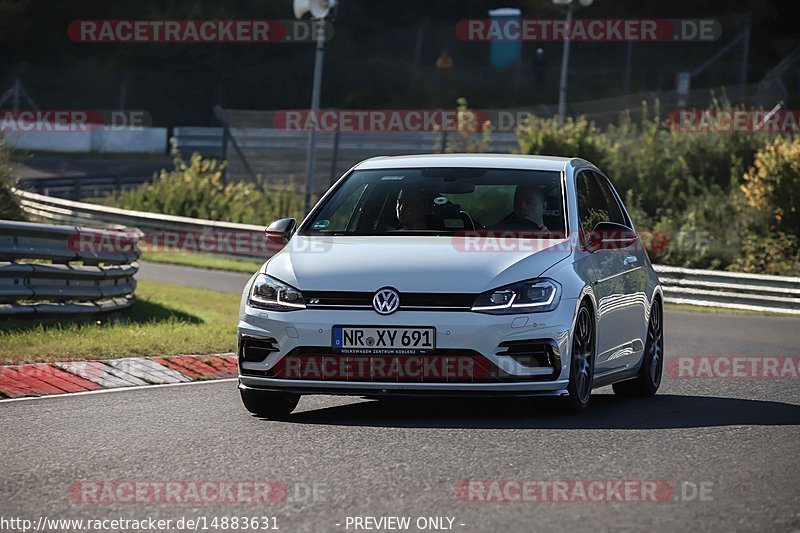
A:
264 235 571 293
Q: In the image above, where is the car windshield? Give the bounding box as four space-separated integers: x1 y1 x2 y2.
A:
301 167 566 237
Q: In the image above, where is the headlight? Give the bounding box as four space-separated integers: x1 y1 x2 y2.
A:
471 278 561 314
249 274 306 311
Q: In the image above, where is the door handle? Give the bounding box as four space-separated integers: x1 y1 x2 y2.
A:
624 255 638 266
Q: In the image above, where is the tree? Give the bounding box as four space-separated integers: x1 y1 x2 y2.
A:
0 139 25 221
740 136 800 235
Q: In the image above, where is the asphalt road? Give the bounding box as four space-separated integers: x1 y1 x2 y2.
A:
137 261 256 294
2 264 799 533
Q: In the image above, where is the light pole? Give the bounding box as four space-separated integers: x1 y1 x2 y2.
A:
552 0 593 124
303 19 326 215
294 0 337 215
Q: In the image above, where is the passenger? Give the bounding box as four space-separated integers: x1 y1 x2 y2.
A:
499 185 549 232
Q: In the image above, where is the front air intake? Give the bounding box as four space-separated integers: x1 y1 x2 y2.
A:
240 336 280 363
496 340 561 373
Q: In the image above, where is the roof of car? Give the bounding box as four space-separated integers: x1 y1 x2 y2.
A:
353 153 590 172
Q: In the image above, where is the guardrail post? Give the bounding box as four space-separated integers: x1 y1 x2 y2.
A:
73 177 81 200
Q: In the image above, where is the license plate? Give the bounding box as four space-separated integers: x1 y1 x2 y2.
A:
332 326 435 355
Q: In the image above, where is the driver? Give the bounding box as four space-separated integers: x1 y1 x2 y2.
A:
500 185 549 232
396 188 429 230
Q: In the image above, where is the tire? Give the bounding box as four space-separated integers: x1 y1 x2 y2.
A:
240 389 300 418
566 301 595 412
613 299 664 397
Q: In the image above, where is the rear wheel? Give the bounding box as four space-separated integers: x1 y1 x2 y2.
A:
240 389 300 418
613 299 663 397
566 302 595 412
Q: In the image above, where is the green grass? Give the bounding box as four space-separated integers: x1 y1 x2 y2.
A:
0 281 239 364
140 251 264 274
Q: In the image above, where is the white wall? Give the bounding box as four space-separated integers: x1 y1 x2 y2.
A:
5 125 167 154
93 127 167 153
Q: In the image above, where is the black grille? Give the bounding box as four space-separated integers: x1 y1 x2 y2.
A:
303 291 475 310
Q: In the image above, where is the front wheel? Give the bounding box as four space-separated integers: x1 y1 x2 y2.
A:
566 302 595 412
240 389 300 419
613 299 663 397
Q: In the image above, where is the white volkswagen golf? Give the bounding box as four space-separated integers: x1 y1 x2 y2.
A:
237 154 663 416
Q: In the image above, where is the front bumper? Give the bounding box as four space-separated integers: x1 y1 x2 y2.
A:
237 300 578 395
238 379 569 397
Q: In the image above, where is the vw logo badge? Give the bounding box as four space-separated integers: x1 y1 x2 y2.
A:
373 288 400 315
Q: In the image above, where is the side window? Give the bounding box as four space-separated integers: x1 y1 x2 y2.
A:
593 172 628 227
576 170 612 234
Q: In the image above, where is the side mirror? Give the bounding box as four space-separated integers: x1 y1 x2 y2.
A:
587 221 637 252
265 218 297 246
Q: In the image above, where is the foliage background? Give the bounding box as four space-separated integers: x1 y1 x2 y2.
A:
516 102 799 275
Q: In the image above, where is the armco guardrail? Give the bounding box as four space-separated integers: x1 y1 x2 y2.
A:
0 220 140 317
653 265 800 315
13 189 800 315
14 188 267 259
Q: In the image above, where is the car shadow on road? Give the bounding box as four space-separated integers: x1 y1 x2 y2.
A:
286 394 800 430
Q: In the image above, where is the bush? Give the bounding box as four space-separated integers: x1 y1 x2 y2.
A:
516 114 606 166
732 136 800 275
669 94 765 194
114 144 306 225
602 103 690 216
732 232 800 276
645 188 742 270
739 136 800 235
